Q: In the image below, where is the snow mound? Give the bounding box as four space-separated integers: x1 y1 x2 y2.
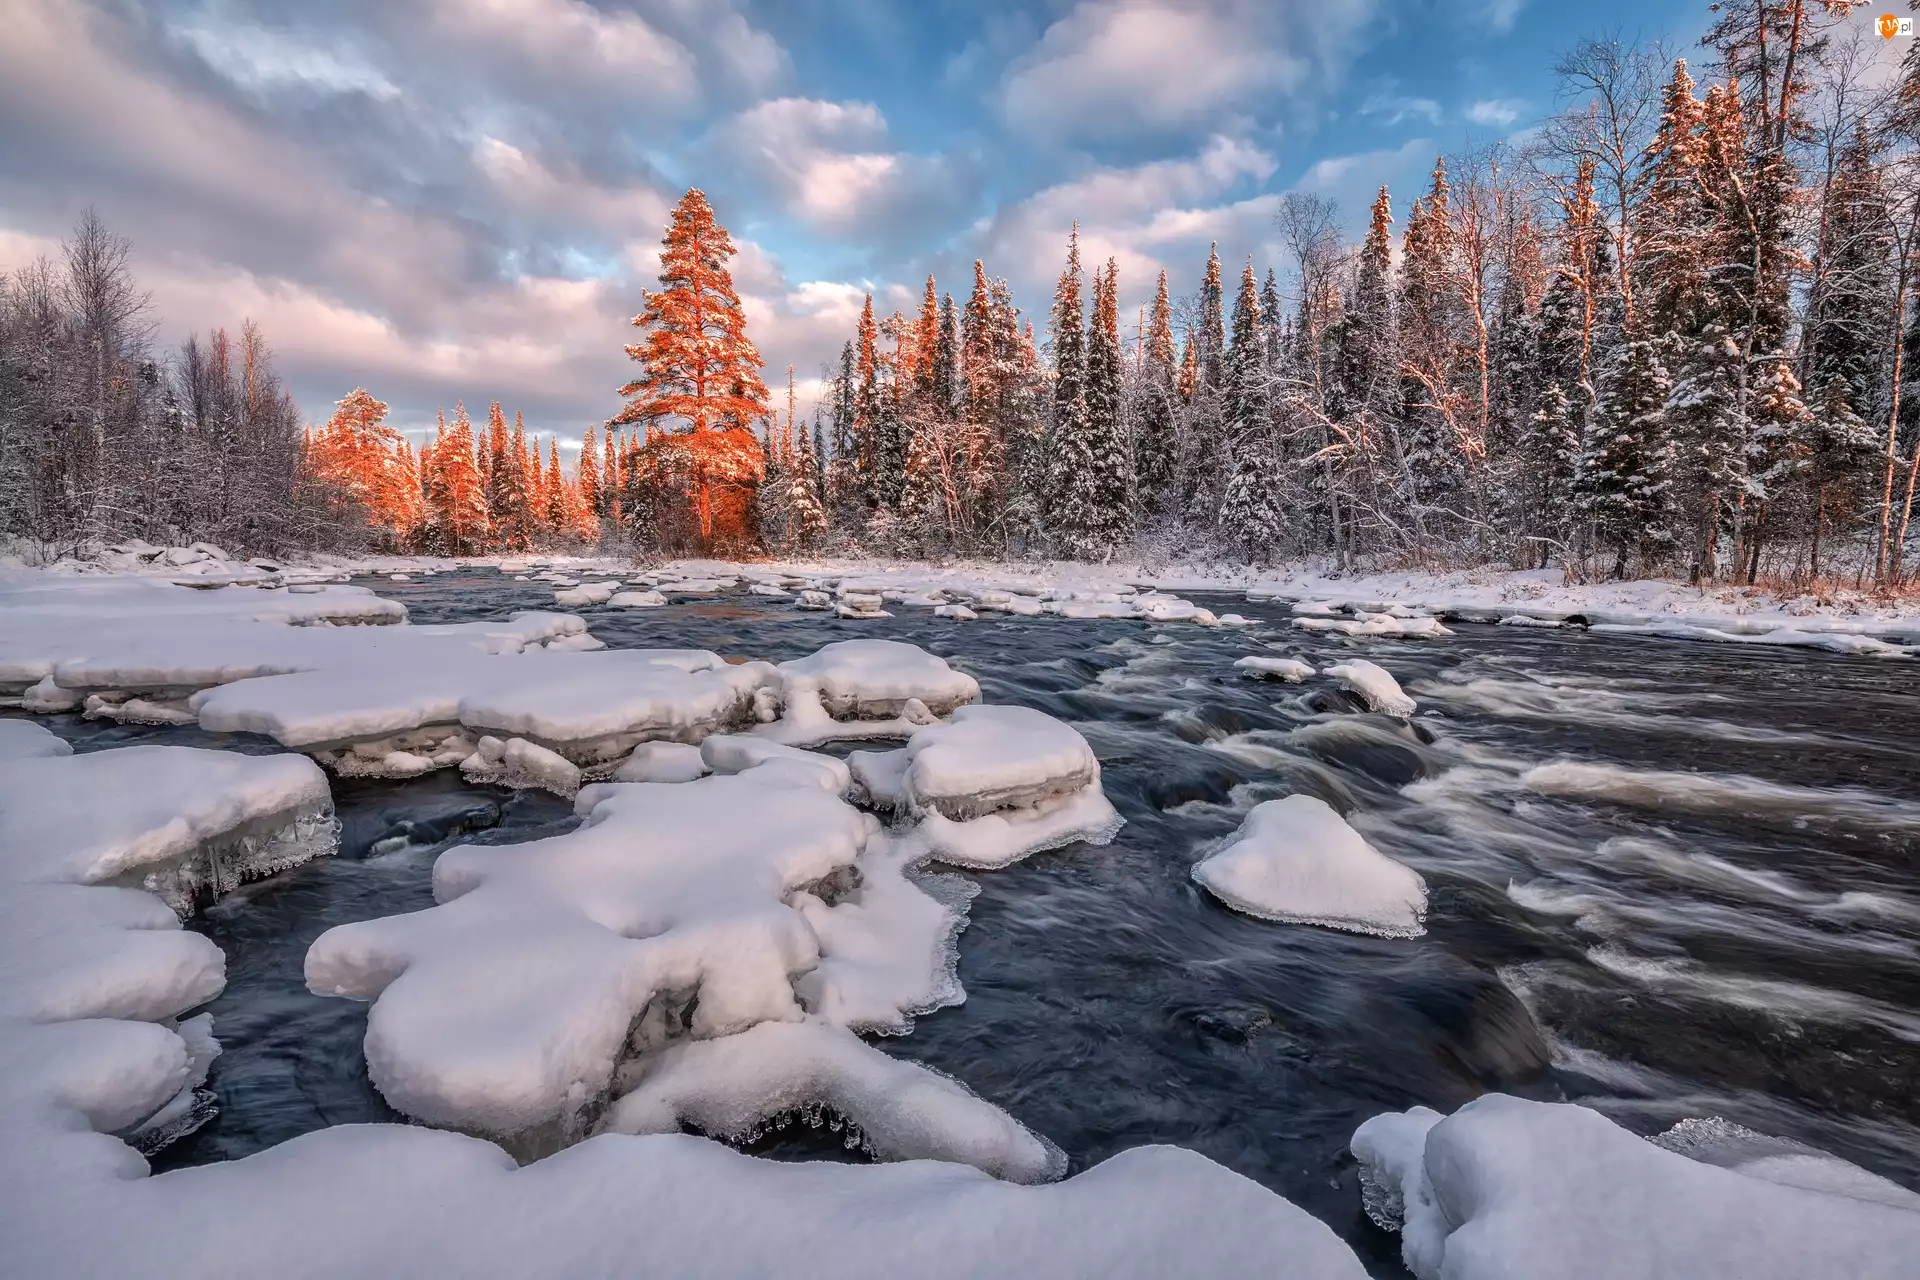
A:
1234 656 1315 683
603 1018 1063 1183
1295 609 1452 638
1352 1094 1920 1280
1325 660 1417 715
552 581 618 606
914 782 1125 871
1191 795 1426 937
700 734 851 796
607 589 666 608
0 719 72 759
900 705 1099 821
935 604 978 620
305 766 1001 1164
459 736 582 796
611 741 708 783
763 640 980 746
0 745 337 916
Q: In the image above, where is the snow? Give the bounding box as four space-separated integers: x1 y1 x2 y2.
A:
934 603 978 620
0 718 72 758
607 589 666 608
0 745 337 916
1191 795 1427 937
899 704 1100 821
700 734 852 796
459 736 583 796
305 768 881 1145
603 1018 1063 1183
912 782 1125 871
611 741 708 783
1324 660 1417 715
552 581 618 606
762 639 980 746
1234 655 1315 683
1295 610 1453 638
1352 1094 1920 1280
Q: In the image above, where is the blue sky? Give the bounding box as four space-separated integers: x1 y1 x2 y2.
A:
0 0 1816 451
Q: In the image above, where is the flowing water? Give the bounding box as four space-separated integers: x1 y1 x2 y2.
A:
38 570 1920 1276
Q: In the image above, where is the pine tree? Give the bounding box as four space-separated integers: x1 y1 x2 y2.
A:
1082 258 1134 551
1135 269 1180 514
1219 260 1284 557
430 403 491 555
1198 243 1226 389
612 188 769 543
1583 335 1672 575
788 417 827 547
578 423 601 521
1044 225 1089 544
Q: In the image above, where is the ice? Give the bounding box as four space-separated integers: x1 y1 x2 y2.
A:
552 581 619 606
1295 610 1453 638
0 745 337 917
1234 655 1315 683
934 604 978 620
196 647 776 783
1191 795 1427 937
913 782 1125 871
459 736 583 796
796 589 834 610
762 640 980 747
611 741 709 783
304 768 880 1146
1352 1094 1920 1280
0 718 72 759
1647 1117 1920 1213
899 705 1100 821
847 747 911 810
607 589 667 608
1324 659 1417 715
603 1019 1064 1183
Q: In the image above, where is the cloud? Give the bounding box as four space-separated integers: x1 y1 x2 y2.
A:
168 18 400 101
715 98 980 243
1360 92 1442 127
1001 0 1381 143
1466 98 1525 128
1478 0 1529 35
427 0 699 104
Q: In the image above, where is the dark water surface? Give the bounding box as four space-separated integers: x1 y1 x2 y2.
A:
45 568 1919 1275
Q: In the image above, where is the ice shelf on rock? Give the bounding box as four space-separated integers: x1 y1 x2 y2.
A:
898 705 1100 821
0 718 73 759
934 604 978 621
846 705 1124 870
1351 1094 1920 1280
607 589 666 608
603 1018 1063 1183
1295 610 1453 638
0 745 338 917
1325 659 1417 715
196 647 775 784
795 589 834 610
761 640 980 747
1191 795 1426 938
459 737 583 796
1234 656 1316 683
553 582 618 607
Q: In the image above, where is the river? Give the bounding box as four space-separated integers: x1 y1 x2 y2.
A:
41 568 1917 1276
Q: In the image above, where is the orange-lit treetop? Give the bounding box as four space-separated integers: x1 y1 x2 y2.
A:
613 188 770 436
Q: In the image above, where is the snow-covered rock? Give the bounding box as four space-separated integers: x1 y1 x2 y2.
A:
552 581 618 607
1190 795 1426 938
763 640 979 746
608 589 667 608
934 604 978 621
1234 656 1315 683
899 704 1100 821
459 736 583 796
0 745 337 917
1351 1094 1920 1280
699 734 852 796
1325 659 1417 715
611 741 709 783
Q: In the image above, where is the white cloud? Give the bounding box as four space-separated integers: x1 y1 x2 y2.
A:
431 0 698 102
169 20 400 101
718 98 975 239
1478 0 1528 35
1001 0 1379 142
473 136 672 241
1466 98 1525 128
1360 93 1442 126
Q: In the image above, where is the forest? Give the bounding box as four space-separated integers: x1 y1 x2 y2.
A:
3 2 1918 587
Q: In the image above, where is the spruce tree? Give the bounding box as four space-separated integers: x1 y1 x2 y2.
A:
1583 334 1672 576
1052 257 1133 556
1219 260 1284 558
1135 269 1180 515
1044 225 1089 544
